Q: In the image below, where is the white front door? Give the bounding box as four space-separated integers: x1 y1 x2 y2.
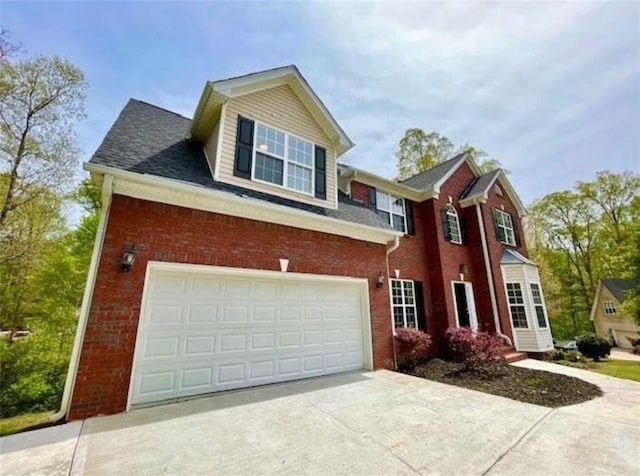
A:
129 263 370 407
452 281 479 330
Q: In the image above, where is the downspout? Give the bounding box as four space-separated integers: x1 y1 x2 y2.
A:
51 174 114 423
475 202 512 346
386 235 401 368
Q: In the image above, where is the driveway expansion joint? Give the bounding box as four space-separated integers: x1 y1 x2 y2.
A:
482 407 555 475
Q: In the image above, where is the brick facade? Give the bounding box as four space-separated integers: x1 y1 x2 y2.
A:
69 195 394 420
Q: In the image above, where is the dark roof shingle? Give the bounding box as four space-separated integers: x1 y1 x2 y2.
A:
89 99 392 230
461 168 502 200
399 152 468 190
601 278 635 303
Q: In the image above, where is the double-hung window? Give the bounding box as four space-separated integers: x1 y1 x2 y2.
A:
254 122 314 194
376 191 406 232
494 209 516 246
391 279 416 329
444 204 462 243
530 283 548 328
602 301 617 315
506 282 528 328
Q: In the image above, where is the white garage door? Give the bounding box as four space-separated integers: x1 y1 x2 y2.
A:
129 264 369 406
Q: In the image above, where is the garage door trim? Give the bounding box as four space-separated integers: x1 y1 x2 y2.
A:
126 261 374 410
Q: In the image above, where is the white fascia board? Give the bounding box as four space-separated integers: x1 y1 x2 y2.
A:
589 281 602 322
341 168 436 201
459 172 527 218
83 163 401 245
211 66 354 154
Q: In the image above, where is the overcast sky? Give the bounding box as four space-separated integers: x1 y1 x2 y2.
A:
4 1 639 206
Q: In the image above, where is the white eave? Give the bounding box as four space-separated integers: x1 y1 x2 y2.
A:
190 66 354 156
84 163 401 245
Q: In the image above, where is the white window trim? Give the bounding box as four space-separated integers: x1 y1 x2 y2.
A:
506 281 529 329
445 204 462 244
390 279 417 330
530 282 549 329
251 120 315 197
602 301 617 315
495 209 516 246
376 190 407 233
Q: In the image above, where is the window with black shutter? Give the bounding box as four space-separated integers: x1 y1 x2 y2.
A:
234 116 254 179
493 208 516 246
314 146 326 199
405 200 416 235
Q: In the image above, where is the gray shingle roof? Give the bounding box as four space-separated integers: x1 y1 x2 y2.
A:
399 152 468 190
501 249 536 266
89 99 392 230
461 168 502 200
601 278 634 304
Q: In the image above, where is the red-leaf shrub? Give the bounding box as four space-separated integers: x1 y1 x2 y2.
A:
445 327 505 372
394 327 432 370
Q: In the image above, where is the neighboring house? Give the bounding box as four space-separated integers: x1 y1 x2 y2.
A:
590 278 638 348
65 65 553 420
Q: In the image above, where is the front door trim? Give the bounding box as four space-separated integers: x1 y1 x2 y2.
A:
451 280 479 330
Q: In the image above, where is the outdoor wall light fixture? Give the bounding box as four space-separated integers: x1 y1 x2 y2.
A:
376 271 385 288
121 244 137 272
459 263 468 281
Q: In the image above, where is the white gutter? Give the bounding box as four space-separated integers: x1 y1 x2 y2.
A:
475 202 512 346
52 175 114 422
83 163 402 245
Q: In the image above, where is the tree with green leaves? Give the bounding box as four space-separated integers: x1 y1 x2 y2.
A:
527 170 640 338
0 31 87 230
395 128 506 179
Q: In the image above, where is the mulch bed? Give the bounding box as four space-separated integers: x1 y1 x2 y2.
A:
407 359 603 407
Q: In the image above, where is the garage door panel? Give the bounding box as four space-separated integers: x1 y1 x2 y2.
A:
131 268 367 406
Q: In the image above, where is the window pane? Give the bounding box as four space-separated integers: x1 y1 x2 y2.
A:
392 214 405 232
376 191 390 211
510 305 528 328
391 196 404 215
535 306 547 328
377 210 391 225
286 163 312 193
405 307 417 328
256 124 285 158
288 136 313 167
506 283 524 304
393 306 404 328
530 284 542 305
255 153 283 185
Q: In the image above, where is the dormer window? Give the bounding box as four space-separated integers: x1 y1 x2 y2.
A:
375 190 406 232
253 122 314 195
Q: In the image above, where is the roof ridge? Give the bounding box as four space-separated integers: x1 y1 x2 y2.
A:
399 151 467 184
130 98 192 121
212 64 297 84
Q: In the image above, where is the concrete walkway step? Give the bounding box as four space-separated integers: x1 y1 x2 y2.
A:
504 351 528 363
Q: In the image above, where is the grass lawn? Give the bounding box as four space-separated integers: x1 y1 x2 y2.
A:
588 360 640 382
0 411 55 437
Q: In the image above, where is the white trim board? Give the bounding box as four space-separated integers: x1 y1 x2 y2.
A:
84 163 401 245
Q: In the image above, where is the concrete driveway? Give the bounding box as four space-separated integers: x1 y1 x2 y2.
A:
1 364 639 475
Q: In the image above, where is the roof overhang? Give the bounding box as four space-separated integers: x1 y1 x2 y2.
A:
190 66 354 156
340 167 433 201
84 163 400 245
459 171 527 218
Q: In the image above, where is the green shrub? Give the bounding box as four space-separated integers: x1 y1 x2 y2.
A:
550 349 566 361
0 327 72 418
565 350 585 363
576 334 612 362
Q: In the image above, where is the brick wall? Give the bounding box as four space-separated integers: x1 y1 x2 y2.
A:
68 195 394 420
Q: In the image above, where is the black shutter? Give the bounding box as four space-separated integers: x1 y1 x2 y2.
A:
492 208 506 243
234 116 254 179
405 200 415 235
441 208 452 241
314 146 326 200
512 214 521 247
368 186 377 209
459 213 467 244
414 281 427 331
